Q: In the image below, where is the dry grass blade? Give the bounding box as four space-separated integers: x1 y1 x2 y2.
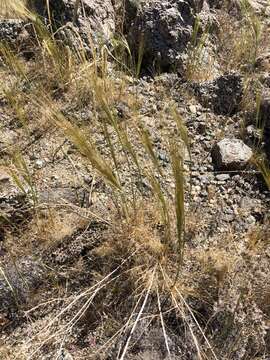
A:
26 273 122 360
91 280 148 358
107 38 134 76
147 173 171 246
45 0 53 35
7 167 27 195
21 252 137 359
29 19 78 86
170 289 203 360
0 0 34 19
101 119 120 177
185 16 211 81
156 287 172 359
96 88 141 171
255 90 262 129
161 266 219 360
3 87 29 129
170 142 185 267
138 122 163 176
42 38 72 83
24 251 140 359
253 156 270 189
50 110 121 190
7 151 37 204
240 0 262 66
119 267 156 360
99 116 130 219
171 108 191 161
0 44 27 79
0 265 19 307
136 35 144 78
174 287 218 360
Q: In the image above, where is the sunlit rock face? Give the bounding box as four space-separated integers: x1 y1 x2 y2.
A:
127 0 205 71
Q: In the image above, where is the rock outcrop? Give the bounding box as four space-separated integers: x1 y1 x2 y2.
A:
127 0 204 71
32 0 115 45
0 19 33 56
192 72 243 115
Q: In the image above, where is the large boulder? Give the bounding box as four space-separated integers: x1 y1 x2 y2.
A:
127 0 205 71
212 138 253 170
192 72 243 115
32 0 115 45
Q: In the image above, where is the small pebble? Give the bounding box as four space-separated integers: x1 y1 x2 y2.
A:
189 105 197 114
216 173 230 181
35 159 44 169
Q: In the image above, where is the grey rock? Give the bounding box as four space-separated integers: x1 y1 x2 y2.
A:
255 51 270 70
34 159 44 169
246 125 262 142
32 0 115 46
0 257 44 312
57 349 74 360
198 174 209 183
39 187 88 206
246 215 256 225
136 178 152 194
158 150 169 164
216 173 230 181
222 213 235 222
115 101 130 119
201 190 208 197
0 191 29 227
0 171 11 184
240 197 260 210
189 104 197 114
0 19 32 54
156 72 180 88
127 0 204 71
193 72 243 115
0 19 24 43
197 122 207 134
261 73 270 88
212 138 253 170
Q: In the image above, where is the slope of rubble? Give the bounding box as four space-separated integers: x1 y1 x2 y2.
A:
0 1 269 359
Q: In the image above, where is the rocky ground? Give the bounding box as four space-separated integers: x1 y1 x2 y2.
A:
0 1 270 359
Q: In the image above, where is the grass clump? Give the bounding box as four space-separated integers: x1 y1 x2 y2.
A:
0 9 204 356
1 10 219 356
216 0 267 72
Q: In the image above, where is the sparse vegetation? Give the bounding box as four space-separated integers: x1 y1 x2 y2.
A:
0 0 269 359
